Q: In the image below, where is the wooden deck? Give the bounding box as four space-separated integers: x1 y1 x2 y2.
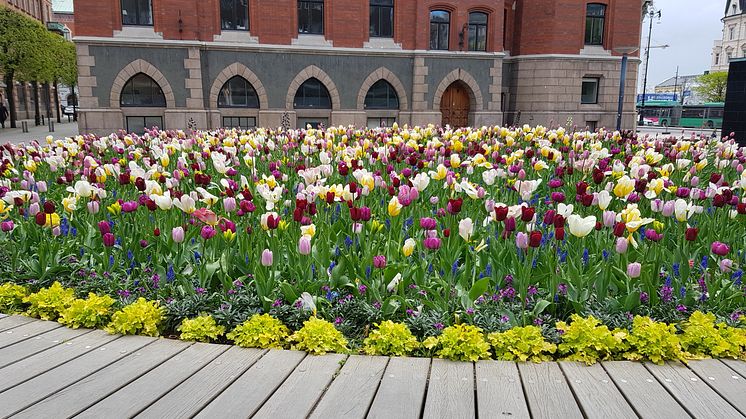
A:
1 314 746 419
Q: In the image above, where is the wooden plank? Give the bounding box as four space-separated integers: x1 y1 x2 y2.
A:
518 362 583 419
194 349 307 418
423 359 475 419
19 339 200 419
252 353 347 419
0 334 156 417
75 342 224 418
0 315 35 331
559 362 636 419
365 357 431 419
722 359 746 379
0 329 120 389
687 359 746 416
0 327 91 368
645 362 743 418
602 361 690 419
137 346 267 419
309 355 388 419
0 319 61 349
475 361 530 419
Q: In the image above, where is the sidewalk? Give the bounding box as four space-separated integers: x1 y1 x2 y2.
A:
0 118 80 145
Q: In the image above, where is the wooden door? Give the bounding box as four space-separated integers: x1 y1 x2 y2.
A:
441 82 471 127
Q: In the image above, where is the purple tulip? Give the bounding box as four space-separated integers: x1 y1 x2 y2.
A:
602 210 616 227
103 232 115 247
1 220 14 232
298 236 312 255
719 259 733 273
515 232 529 249
98 220 111 235
419 217 437 230
423 237 442 250
172 226 185 243
223 197 237 213
661 201 675 217
711 241 730 256
261 249 273 266
615 237 628 254
200 225 216 240
28 202 40 216
627 262 642 278
122 201 139 213
373 255 387 269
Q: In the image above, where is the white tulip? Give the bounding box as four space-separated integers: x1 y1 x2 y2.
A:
567 214 596 238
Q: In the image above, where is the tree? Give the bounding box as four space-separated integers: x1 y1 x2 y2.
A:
695 71 729 103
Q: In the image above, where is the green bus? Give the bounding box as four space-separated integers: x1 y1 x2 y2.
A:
679 103 724 129
637 100 681 127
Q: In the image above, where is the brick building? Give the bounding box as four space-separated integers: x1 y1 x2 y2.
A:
72 0 644 134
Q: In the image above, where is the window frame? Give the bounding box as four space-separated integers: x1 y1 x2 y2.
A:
429 9 451 50
120 73 167 108
298 0 324 35
218 76 260 108
364 79 400 110
121 0 153 27
584 3 606 46
222 116 256 129
220 0 249 31
580 77 600 105
468 11 488 52
370 0 394 38
126 116 163 135
293 78 332 109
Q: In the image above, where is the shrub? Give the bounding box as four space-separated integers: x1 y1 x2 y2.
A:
363 320 419 356
24 282 75 321
289 317 348 355
58 293 115 329
227 314 290 349
624 316 684 365
488 325 556 362
680 311 746 359
106 297 164 337
0 283 28 314
178 315 226 343
436 324 491 362
556 315 628 364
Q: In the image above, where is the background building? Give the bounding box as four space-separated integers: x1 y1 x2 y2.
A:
712 0 746 72
52 0 75 40
653 73 703 104
72 0 644 134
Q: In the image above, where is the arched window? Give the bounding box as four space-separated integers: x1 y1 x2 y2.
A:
468 12 488 51
430 10 450 50
294 78 331 109
365 80 399 109
584 3 606 46
120 73 166 107
218 76 259 108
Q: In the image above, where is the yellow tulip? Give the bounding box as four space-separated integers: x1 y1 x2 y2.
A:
613 176 635 198
402 238 416 257
388 197 403 217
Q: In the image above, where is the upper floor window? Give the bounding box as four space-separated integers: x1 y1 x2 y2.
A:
121 0 153 26
294 78 331 109
716 53 721 65
430 10 450 50
730 26 736 40
298 0 324 35
370 0 394 38
218 76 259 108
364 80 399 109
120 73 166 107
221 0 249 31
584 3 606 46
468 12 488 51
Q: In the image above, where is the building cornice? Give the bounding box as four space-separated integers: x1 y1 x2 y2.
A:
504 54 641 63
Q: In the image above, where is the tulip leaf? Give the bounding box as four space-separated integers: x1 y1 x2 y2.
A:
468 277 490 303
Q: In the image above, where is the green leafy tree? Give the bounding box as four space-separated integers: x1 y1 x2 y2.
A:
695 71 729 103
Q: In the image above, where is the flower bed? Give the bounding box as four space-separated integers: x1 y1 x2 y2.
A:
0 124 745 362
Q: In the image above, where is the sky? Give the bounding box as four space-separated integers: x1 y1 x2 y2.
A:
638 0 724 92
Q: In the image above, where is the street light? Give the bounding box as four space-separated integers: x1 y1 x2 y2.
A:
614 47 640 131
639 6 663 124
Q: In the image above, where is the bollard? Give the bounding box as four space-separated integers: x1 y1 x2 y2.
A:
49 121 55 133
21 121 29 133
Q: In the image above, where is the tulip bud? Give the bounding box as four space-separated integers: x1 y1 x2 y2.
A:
87 201 100 214
103 232 115 247
529 231 542 248
172 226 185 243
43 200 56 214
613 222 626 237
298 236 312 255
515 232 529 249
615 237 628 254
261 249 274 266
627 262 642 278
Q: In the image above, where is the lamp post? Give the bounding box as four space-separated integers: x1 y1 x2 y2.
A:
639 6 663 124
614 47 639 131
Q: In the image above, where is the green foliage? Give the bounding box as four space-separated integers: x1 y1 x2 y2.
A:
178 315 226 343
556 314 628 364
488 325 556 362
0 283 28 313
435 324 491 362
23 281 75 320
695 71 728 103
106 297 164 337
289 317 348 355
226 314 290 349
363 320 419 356
680 311 746 359
624 316 684 365
58 293 115 329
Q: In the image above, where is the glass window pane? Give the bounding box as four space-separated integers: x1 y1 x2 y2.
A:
294 78 332 109
369 6 380 36
581 78 599 104
218 76 259 108
587 4 605 17
365 80 399 109
469 12 487 24
121 73 166 107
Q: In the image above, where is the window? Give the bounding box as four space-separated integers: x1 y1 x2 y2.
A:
370 0 394 38
221 0 249 31
430 10 450 50
298 0 324 34
298 118 328 129
715 53 720 65
731 26 736 40
727 51 733 62
584 3 605 46
364 80 399 109
367 117 396 129
708 108 724 119
120 73 166 107
121 0 153 26
66 94 78 107
218 77 259 108
222 116 256 129
581 78 599 104
126 116 163 135
16 85 26 111
468 12 488 51
293 78 331 109
586 121 598 131
681 108 705 118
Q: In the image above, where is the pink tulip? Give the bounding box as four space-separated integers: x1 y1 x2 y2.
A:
719 259 733 273
711 241 730 256
52 226 61 237
103 232 115 247
602 211 616 228
423 237 441 250
223 197 237 213
627 262 642 278
615 237 628 254
36 181 47 193
200 225 216 240
298 236 312 255
28 202 40 216
261 249 273 266
373 255 387 269
172 226 185 243
420 217 437 230
1 220 14 232
121 201 139 213
194 208 218 225
515 232 529 249
87 201 100 214
98 220 111 235
661 201 675 217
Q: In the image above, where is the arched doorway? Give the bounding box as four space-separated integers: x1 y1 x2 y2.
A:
440 81 470 127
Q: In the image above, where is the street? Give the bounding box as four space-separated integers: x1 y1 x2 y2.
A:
0 118 80 145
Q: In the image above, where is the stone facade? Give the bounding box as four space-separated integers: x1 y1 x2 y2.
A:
72 0 644 134
712 0 746 72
